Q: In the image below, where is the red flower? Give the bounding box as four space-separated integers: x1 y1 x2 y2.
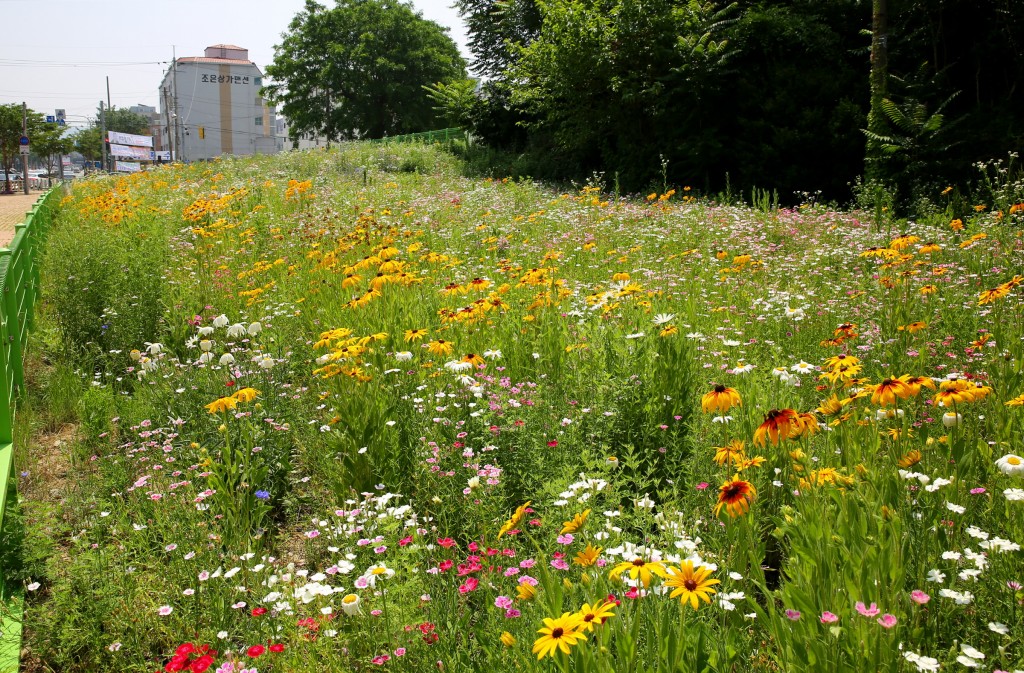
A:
247 645 266 658
547 440 558 447
438 559 454 572
190 655 215 673
419 622 436 635
251 607 268 616
399 535 413 547
269 643 285 653
437 537 455 548
175 644 196 657
423 632 439 644
225 380 236 387
165 657 189 673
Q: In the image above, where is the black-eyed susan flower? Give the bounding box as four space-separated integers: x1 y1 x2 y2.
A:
609 557 668 587
560 509 590 535
574 543 602 567
205 395 239 414
576 601 616 632
663 561 721 609
898 450 923 468
532 613 586 660
498 501 531 538
426 339 454 356
753 409 801 446
701 385 741 414
404 328 428 342
500 632 516 647
824 353 860 370
714 475 756 518
713 439 746 466
898 375 936 396
867 377 913 407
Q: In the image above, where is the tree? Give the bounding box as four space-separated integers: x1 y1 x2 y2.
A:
1 103 45 194
422 79 478 129
74 126 104 163
264 0 467 142
32 122 74 185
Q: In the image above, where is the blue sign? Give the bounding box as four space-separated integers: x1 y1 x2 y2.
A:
46 115 55 123
94 161 102 168
57 120 66 126
19 136 29 146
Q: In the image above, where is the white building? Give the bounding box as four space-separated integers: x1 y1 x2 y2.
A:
158 44 283 161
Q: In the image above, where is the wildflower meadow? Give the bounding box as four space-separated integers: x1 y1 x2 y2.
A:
12 143 1024 672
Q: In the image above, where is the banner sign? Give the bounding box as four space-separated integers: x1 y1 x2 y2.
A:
115 161 142 173
110 144 153 160
151 150 172 161
107 131 154 148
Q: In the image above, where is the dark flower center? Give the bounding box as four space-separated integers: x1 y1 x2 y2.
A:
683 579 698 591
551 628 564 638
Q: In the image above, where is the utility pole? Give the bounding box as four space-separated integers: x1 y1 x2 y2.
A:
106 75 112 114
100 100 108 173
21 102 29 194
163 87 174 160
172 45 183 162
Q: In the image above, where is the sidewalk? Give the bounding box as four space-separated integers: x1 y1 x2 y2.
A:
0 192 44 247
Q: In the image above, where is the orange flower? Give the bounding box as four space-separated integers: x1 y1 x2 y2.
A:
701 385 741 414
714 475 756 518
753 409 802 446
867 377 913 407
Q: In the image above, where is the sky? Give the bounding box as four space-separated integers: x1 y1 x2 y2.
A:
0 0 470 127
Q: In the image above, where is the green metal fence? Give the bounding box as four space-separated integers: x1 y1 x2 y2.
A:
0 187 60 672
370 127 466 144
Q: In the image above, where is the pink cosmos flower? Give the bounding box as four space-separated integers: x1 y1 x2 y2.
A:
855 601 880 617
458 577 479 593
910 590 930 604
785 609 801 621
494 596 513 610
696 482 710 491
550 559 570 570
820 611 839 624
394 648 406 657
877 614 897 629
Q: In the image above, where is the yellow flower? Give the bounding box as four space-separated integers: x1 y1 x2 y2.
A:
713 439 746 466
205 396 239 414
404 328 428 342
1006 393 1024 407
574 543 602 567
426 339 454 356
560 509 590 535
663 561 720 609
701 385 742 414
532 613 587 660
232 387 259 403
516 583 537 601
576 601 616 632
898 450 922 468
498 501 531 538
500 632 516 648
609 557 667 587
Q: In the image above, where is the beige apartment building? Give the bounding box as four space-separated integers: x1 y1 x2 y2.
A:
157 44 283 161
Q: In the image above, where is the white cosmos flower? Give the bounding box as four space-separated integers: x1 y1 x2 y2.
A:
955 655 981 668
942 412 962 427
197 326 215 336
145 342 163 355
483 349 502 359
444 360 472 372
791 361 815 373
1005 488 1024 501
995 454 1024 476
198 352 214 364
945 502 965 514
395 351 413 362
247 321 263 336
721 339 741 347
625 332 645 339
226 323 246 338
199 340 214 352
652 313 675 325
960 644 986 660
212 314 230 328
988 621 1009 635
219 353 235 366
341 593 362 615
257 355 275 370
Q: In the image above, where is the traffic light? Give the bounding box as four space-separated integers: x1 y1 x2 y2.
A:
199 126 205 140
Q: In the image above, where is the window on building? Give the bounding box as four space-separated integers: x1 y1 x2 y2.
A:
253 76 262 86
255 117 263 126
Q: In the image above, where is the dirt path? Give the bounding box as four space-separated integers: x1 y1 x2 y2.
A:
0 192 48 247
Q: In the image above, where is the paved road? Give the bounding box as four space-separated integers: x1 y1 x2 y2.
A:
0 192 46 247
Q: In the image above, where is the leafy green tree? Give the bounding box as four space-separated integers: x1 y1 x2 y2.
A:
422 79 478 129
508 0 736 188
264 0 467 142
32 122 74 185
74 126 104 163
1 103 45 193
